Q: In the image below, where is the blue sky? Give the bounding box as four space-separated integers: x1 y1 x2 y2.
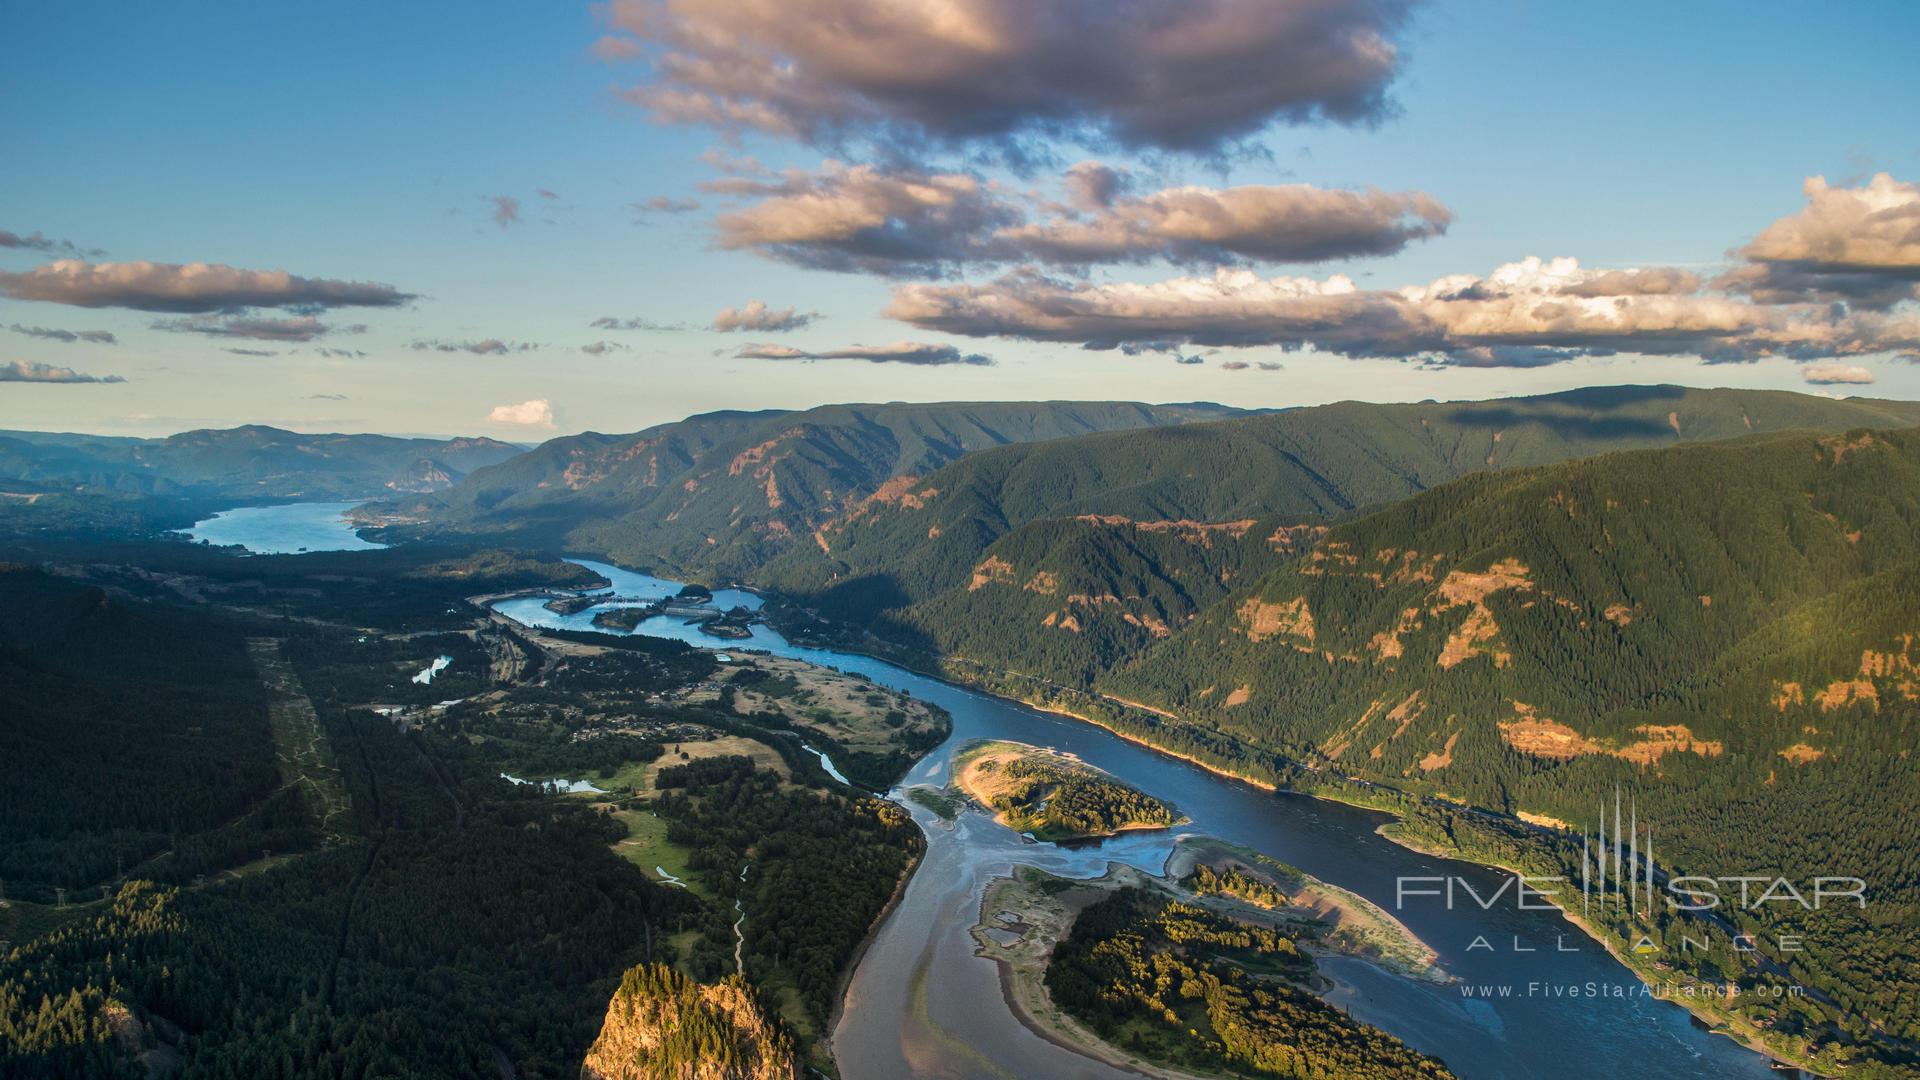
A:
3 0 1918 436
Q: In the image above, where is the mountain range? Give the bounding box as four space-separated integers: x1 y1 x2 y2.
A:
0 425 523 500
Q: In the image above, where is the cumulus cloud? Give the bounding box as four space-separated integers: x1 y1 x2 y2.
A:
537 189 559 201
226 348 278 356
9 323 117 345
411 338 536 355
1062 161 1131 211
712 162 1020 277
0 359 125 384
887 254 1920 366
712 300 817 332
1720 174 1920 308
0 260 414 314
488 398 556 427
713 161 1450 276
153 314 337 342
1801 362 1875 385
489 195 522 227
735 340 992 366
599 0 1417 156
580 340 629 355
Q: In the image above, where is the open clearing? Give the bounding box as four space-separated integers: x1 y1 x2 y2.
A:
611 734 792 795
248 638 350 839
605 807 708 898
726 653 945 754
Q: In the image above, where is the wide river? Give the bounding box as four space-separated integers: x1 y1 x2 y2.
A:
201 505 1784 1080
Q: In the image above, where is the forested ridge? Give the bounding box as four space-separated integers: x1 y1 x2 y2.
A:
0 567 284 900
752 385 1920 635
370 399 1245 581
0 542 929 1077
761 414 1920 1071
1079 426 1920 1069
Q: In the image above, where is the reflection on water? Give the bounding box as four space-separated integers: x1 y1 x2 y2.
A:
497 557 1780 1080
183 502 384 554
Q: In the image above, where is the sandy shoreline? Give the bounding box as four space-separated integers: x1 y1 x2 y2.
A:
966 835 1457 1080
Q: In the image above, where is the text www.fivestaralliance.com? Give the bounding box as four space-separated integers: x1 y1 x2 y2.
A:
1459 983 1806 1000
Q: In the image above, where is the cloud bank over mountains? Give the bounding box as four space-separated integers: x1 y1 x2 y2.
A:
885 174 1920 370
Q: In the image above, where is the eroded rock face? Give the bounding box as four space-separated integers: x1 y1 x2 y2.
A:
581 964 798 1080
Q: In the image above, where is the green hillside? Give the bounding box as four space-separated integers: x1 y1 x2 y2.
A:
764 387 1920 676
379 400 1247 580
1093 428 1920 1055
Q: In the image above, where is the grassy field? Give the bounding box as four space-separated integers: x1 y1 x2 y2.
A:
247 637 351 840
606 807 707 899
727 655 946 756
570 734 794 798
0 899 96 950
636 735 792 793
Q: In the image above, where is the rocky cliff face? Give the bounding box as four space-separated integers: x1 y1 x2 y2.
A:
383 457 460 493
581 963 799 1080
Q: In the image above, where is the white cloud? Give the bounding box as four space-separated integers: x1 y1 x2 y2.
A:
712 300 817 332
1801 362 1875 385
488 398 556 427
0 359 126 384
888 254 1920 366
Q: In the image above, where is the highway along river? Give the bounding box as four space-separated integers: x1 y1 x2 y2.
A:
490 557 1783 1080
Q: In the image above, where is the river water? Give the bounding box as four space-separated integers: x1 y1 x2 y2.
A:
203 506 1783 1080
183 501 383 554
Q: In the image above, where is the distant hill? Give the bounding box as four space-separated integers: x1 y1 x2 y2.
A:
1107 425 1920 787
756 387 1920 672
0 425 523 500
375 400 1250 580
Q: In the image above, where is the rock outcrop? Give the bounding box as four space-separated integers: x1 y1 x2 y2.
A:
581 964 799 1080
